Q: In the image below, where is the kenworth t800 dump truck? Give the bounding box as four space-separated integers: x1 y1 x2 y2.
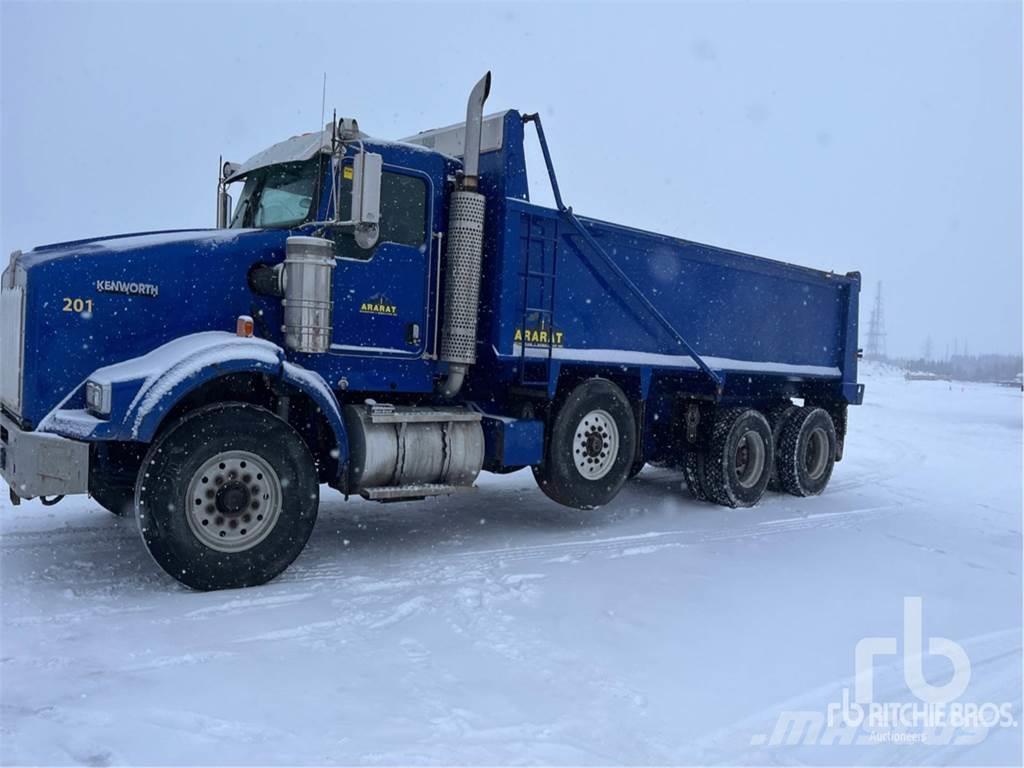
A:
1 73 864 590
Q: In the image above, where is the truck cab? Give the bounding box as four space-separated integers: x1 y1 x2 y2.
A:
222 128 454 393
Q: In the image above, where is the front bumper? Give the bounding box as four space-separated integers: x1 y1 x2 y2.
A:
1 412 89 500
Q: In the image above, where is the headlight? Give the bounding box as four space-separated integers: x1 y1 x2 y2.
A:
85 380 111 417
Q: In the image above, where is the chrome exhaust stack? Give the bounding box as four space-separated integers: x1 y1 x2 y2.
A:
436 72 491 398
460 72 491 190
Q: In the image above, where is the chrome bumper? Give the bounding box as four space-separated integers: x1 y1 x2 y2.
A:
0 412 89 500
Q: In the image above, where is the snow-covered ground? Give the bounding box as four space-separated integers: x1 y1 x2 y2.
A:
2 364 1021 765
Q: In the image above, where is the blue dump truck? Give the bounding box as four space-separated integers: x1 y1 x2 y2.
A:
1 74 864 589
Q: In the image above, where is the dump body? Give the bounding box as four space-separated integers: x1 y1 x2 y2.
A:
479 200 859 393
461 111 861 415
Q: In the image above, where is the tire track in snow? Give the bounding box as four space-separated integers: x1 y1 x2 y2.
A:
0 496 902 600
0 458 910 606
278 500 905 587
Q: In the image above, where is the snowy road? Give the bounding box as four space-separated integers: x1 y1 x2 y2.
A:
2 366 1021 765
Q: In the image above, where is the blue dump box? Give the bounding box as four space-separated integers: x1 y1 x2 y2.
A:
484 201 859 393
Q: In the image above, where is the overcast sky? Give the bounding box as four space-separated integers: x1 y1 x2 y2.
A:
2 0 1020 358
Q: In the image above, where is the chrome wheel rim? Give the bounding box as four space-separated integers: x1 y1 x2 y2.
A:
573 409 619 481
804 427 829 480
734 430 766 489
185 450 282 553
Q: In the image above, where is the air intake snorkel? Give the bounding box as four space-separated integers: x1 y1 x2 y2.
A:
436 72 491 398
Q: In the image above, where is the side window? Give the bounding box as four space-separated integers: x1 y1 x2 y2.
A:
379 173 427 247
334 170 427 260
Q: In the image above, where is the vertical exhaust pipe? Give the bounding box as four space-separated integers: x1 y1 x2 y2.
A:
436 72 491 398
460 72 491 190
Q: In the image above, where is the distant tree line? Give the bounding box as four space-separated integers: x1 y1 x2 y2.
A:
887 352 1023 384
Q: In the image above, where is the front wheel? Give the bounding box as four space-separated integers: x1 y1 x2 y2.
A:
90 481 135 517
532 378 636 509
88 443 146 516
136 403 319 590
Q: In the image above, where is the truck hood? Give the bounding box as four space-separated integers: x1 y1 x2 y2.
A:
12 227 293 427
18 228 257 268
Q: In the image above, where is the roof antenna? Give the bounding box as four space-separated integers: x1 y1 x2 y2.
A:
313 72 329 226
319 72 327 134
329 107 339 221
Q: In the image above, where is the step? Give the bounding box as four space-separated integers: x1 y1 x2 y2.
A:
359 483 478 502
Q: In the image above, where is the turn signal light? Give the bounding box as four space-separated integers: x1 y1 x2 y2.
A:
236 315 254 337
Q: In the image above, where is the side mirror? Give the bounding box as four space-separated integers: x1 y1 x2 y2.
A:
350 151 382 248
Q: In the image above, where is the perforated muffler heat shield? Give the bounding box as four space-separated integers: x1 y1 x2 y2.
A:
440 190 486 365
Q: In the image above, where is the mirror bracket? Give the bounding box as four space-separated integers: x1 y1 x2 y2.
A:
321 141 383 249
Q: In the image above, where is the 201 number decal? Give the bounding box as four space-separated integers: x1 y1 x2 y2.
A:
62 297 94 313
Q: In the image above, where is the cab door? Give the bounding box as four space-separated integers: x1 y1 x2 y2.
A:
329 167 432 358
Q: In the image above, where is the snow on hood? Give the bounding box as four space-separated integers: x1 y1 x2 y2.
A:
91 331 284 438
40 332 339 441
21 228 255 267
88 331 281 388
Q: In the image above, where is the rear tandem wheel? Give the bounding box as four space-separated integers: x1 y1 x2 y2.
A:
775 407 837 497
687 408 774 508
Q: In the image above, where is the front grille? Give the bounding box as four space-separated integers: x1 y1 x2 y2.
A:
0 254 26 418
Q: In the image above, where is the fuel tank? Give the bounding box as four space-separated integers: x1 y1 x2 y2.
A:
343 403 484 492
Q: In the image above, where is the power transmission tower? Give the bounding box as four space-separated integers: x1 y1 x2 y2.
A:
865 281 887 360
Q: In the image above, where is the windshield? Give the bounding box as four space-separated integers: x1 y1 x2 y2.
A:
229 157 320 229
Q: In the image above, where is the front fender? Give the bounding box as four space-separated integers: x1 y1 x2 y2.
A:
40 331 349 468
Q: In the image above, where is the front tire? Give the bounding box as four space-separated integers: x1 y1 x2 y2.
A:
90 481 135 517
136 403 319 590
533 378 636 509
88 443 146 516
